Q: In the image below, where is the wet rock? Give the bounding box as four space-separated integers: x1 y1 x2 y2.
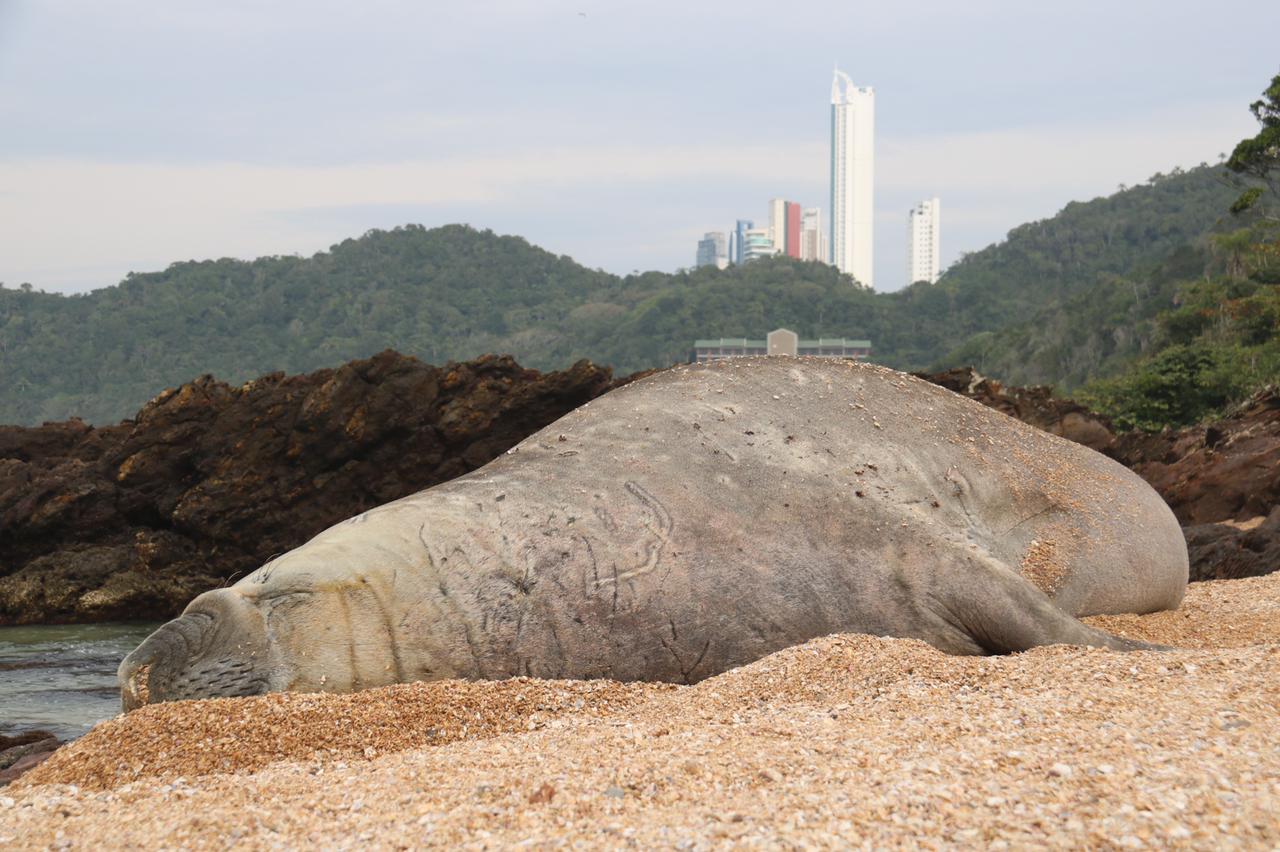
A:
0 750 57 786
0 732 61 786
0 731 58 754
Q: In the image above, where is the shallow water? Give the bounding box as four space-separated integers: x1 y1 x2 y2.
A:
0 623 160 741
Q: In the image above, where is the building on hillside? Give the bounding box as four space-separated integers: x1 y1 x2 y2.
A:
830 68 875 288
692 328 872 363
800 207 828 262
907 198 941 284
768 198 803 258
696 231 729 269
742 227 778 263
731 219 755 265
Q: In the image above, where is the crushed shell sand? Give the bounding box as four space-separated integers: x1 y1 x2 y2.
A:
3 573 1278 849
1018 537 1068 596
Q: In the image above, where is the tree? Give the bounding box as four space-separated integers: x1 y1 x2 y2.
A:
0 169 1246 425
1226 71 1280 219
1211 228 1258 280
1080 345 1235 431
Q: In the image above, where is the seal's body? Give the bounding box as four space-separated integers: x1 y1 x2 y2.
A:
120 358 1187 707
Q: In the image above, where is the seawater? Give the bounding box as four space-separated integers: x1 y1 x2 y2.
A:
0 623 160 741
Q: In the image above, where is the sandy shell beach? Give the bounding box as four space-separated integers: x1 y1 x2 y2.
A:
2 573 1278 849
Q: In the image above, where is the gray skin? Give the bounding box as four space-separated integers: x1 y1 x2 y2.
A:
119 358 1188 709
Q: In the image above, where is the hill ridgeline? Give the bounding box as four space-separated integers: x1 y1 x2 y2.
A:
0 165 1237 425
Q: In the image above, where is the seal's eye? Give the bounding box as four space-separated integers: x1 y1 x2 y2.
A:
260 590 313 612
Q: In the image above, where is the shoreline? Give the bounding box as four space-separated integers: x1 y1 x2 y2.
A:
3 573 1278 847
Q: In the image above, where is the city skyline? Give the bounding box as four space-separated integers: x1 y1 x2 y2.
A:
0 2 1271 294
698 195 827 270
703 71 898 285
697 72 870 279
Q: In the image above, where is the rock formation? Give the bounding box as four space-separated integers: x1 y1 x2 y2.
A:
1 352 616 624
0 730 60 787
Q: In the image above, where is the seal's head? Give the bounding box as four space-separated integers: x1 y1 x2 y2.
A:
118 559 392 710
118 588 281 711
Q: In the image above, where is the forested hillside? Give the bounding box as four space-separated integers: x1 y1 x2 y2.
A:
0 165 1239 425
1074 72 1280 430
934 166 1236 383
940 241 1211 386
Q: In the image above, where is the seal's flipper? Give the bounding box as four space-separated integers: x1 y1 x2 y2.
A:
927 551 1169 655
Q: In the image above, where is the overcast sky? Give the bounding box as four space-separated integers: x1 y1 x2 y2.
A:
0 1 1275 294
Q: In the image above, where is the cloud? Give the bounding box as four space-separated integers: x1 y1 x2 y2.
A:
879 100 1248 197
0 96 1259 292
0 143 822 290
866 98 1256 288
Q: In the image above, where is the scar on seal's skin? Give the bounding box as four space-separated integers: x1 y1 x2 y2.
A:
594 482 672 587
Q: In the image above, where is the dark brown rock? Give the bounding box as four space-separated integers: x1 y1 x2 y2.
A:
0 750 57 786
0 732 61 786
1110 390 1280 526
0 735 59 771
0 351 617 624
1183 509 1280 582
0 731 57 752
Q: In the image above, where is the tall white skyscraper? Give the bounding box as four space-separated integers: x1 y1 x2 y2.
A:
829 69 874 288
907 198 941 284
768 198 787 252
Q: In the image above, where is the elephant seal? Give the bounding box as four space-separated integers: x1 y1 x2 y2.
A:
119 357 1187 708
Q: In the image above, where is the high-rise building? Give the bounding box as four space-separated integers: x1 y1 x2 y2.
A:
800 207 827 263
768 199 785 254
742 227 777 262
768 199 803 257
785 201 801 258
732 219 755 265
696 231 729 270
830 69 874 288
907 198 941 284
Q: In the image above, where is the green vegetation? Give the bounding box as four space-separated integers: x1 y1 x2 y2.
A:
0 163 1243 426
1077 238 1280 430
1224 72 1280 216
1075 72 1280 430
4 73 1276 428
